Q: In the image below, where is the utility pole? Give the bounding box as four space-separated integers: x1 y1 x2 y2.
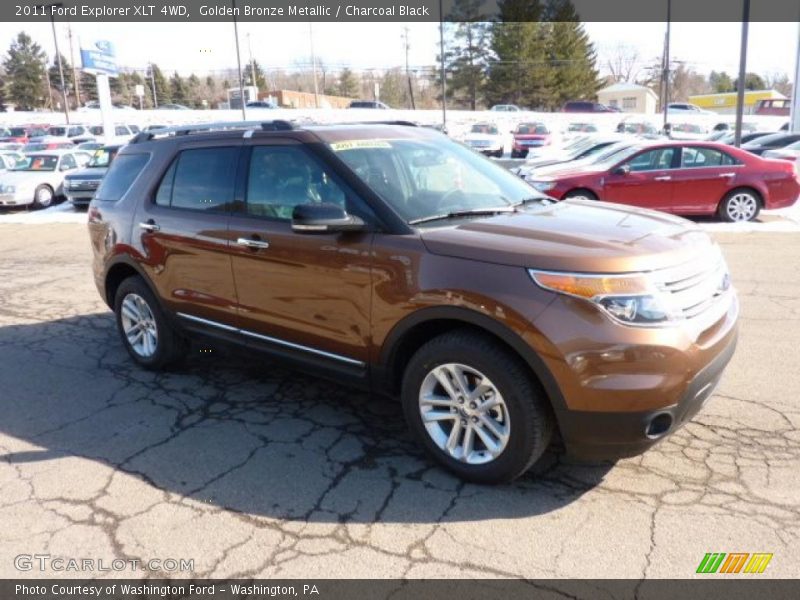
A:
231 0 247 119
42 3 70 123
67 23 80 107
734 0 750 147
438 0 447 130
661 0 671 132
309 23 319 108
149 62 158 108
44 57 54 109
403 26 416 110
247 32 257 89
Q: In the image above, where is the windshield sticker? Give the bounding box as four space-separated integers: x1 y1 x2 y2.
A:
330 140 393 152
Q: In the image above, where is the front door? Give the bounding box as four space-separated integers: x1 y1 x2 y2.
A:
602 147 677 211
669 146 742 214
227 142 374 369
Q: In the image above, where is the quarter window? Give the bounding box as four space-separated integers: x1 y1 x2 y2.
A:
245 146 346 219
154 147 238 211
95 153 150 202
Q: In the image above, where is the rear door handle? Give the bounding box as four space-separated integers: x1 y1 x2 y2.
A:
236 237 270 250
139 220 160 232
719 172 736 178
653 175 671 181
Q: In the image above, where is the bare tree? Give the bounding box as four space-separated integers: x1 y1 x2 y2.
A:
763 71 792 96
603 43 642 83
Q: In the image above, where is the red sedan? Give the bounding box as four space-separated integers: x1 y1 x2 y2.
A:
525 141 800 222
511 122 552 158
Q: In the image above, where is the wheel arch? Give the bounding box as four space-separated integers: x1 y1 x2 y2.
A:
103 257 158 309
375 306 568 419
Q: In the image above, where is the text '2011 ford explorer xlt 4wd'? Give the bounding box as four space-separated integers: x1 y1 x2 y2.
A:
88 121 738 483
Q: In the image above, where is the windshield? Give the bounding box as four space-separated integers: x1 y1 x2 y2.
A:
13 155 58 171
516 123 548 134
9 128 26 136
48 127 67 136
592 145 645 168
88 148 117 168
90 126 104 135
331 137 546 225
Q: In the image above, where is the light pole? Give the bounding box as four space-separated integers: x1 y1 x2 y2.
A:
733 0 750 147
149 62 158 108
439 0 447 130
67 23 80 107
41 3 70 123
661 0 671 132
231 0 247 119
309 23 320 108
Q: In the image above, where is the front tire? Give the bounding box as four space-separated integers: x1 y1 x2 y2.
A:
563 188 598 200
401 330 553 484
33 185 54 209
114 276 186 370
719 188 760 222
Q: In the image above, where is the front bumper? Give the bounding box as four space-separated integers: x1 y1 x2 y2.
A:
0 193 32 206
559 328 737 459
65 192 94 206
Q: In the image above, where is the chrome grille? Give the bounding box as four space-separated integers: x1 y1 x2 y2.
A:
654 251 731 321
68 180 101 191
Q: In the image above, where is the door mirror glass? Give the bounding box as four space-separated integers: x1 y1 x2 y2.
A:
291 203 366 234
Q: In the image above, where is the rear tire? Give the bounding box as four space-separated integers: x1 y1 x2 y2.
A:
401 329 553 484
563 189 598 200
718 188 760 222
114 276 186 370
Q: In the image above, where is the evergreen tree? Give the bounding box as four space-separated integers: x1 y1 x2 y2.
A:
546 0 600 109
149 63 170 105
709 71 734 93
734 72 766 91
245 59 267 90
47 52 74 96
337 67 359 98
170 72 188 105
486 1 552 109
80 72 98 103
0 77 7 112
442 0 491 110
3 32 47 110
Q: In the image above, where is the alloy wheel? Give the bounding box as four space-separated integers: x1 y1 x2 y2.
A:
120 293 159 358
418 363 510 465
726 192 757 222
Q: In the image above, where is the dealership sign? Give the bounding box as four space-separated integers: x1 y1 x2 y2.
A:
80 40 118 77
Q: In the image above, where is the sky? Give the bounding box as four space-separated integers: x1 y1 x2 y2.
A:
0 21 797 81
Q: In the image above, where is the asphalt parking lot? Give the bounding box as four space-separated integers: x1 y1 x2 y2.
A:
0 221 798 579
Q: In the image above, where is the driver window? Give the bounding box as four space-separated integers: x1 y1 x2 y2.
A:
246 146 346 220
626 148 675 172
60 154 76 170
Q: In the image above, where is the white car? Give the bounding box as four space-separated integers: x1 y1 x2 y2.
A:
463 123 505 157
667 102 713 115
0 150 91 208
45 124 94 143
490 104 521 112
763 140 800 170
0 151 25 171
668 122 710 141
86 123 140 144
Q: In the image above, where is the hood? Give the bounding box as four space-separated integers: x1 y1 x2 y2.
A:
420 199 714 273
65 166 108 180
0 171 55 188
528 162 610 179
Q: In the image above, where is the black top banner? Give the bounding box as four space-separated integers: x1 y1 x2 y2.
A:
6 0 800 23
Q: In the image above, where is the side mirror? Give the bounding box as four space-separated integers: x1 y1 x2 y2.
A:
612 164 631 176
291 203 367 234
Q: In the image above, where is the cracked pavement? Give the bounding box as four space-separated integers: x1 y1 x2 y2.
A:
0 223 798 579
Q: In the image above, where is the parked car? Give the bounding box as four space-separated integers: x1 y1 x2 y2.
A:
490 104 521 112
463 122 504 157
87 124 139 143
512 135 626 175
510 122 551 158
566 122 598 134
715 131 777 145
64 145 121 209
0 149 91 208
741 132 800 156
348 100 390 109
88 121 739 483
0 151 25 171
668 122 710 141
23 140 76 152
158 103 191 110
246 100 277 109
754 98 790 117
711 121 757 133
0 142 25 152
562 101 613 113
667 102 713 115
524 141 799 222
763 140 800 168
77 141 106 152
45 124 94 143
0 126 37 143
617 120 662 139
519 140 643 180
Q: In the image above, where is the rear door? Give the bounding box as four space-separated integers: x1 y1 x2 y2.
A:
133 142 241 327
226 140 375 371
669 146 742 214
602 147 677 210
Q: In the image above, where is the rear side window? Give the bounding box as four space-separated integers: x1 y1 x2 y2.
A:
681 147 739 168
95 153 150 202
154 147 238 212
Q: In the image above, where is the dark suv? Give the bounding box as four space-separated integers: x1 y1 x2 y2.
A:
89 121 738 483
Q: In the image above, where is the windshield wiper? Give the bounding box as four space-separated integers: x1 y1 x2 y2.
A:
409 206 516 225
512 196 554 208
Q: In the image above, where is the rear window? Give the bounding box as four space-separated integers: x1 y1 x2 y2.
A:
154 147 238 211
94 153 150 202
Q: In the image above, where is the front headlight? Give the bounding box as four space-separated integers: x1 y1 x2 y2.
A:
0 184 15 194
529 181 555 192
529 270 675 325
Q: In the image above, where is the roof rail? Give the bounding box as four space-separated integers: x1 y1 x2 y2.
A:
130 120 295 144
357 120 419 127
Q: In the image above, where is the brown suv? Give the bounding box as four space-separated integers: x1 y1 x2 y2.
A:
88 121 738 483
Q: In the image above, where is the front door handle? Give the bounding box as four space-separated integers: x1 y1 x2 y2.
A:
139 220 160 232
719 172 736 178
236 237 270 250
653 175 672 181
